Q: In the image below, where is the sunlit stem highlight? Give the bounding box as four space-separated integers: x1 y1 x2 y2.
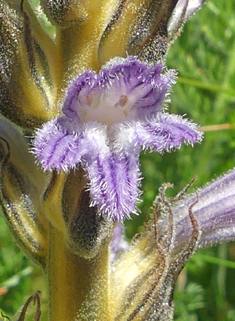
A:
47 224 110 321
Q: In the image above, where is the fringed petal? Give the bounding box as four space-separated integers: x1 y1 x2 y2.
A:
33 118 110 171
33 118 79 171
114 113 202 153
83 148 141 221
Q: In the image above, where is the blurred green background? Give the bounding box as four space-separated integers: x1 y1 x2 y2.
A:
0 0 235 320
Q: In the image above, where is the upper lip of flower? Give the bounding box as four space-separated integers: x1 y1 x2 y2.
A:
62 57 168 127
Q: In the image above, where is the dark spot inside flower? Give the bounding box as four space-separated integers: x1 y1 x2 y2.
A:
119 94 128 107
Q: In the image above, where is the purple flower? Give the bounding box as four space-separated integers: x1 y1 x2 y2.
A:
33 56 202 221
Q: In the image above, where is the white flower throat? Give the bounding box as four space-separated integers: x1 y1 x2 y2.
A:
73 90 133 127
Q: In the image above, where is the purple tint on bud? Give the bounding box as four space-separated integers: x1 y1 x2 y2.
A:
168 0 206 33
172 169 235 252
33 56 202 221
110 225 129 262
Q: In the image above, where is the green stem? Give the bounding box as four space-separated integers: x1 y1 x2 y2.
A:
47 224 110 321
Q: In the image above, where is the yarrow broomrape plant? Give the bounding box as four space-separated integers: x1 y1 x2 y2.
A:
0 0 235 320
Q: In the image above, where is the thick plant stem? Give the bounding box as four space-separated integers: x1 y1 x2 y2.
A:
47 224 110 321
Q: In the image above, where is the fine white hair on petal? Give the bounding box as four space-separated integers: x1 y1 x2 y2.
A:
32 56 203 221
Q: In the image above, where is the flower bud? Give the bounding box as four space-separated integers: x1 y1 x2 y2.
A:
98 0 176 65
0 116 49 267
0 2 57 129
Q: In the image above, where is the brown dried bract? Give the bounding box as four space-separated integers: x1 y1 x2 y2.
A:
16 291 41 321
